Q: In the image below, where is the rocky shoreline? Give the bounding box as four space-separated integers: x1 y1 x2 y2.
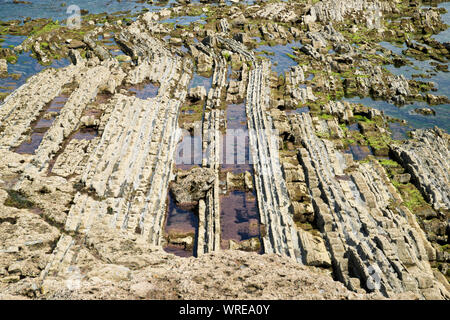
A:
0 0 449 300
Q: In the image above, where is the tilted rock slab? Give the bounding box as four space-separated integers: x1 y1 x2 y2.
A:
197 41 227 256
0 64 80 148
246 61 303 262
38 21 192 283
291 112 448 299
391 128 450 211
220 37 325 266
304 0 394 27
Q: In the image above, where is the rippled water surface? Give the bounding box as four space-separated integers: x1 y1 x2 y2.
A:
0 0 178 21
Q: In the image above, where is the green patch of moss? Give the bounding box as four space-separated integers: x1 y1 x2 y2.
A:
442 244 450 253
6 55 17 64
187 7 204 17
31 21 61 37
319 113 334 120
285 52 296 60
365 134 391 156
4 189 35 209
353 115 374 123
378 159 399 167
0 91 9 101
396 183 429 213
221 51 231 61
315 131 331 139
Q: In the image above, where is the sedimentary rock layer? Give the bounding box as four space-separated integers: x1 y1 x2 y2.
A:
290 112 448 299
197 42 226 256
246 61 302 262
391 128 450 211
36 17 192 282
304 0 394 26
0 65 79 148
29 60 124 173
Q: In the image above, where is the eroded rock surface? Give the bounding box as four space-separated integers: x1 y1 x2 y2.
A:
391 128 450 211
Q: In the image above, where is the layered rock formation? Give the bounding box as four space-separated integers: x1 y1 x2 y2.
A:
195 41 227 255
391 128 450 211
0 0 448 301
245 61 303 262
288 112 448 299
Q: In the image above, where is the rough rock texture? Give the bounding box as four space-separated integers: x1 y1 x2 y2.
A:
304 0 394 26
170 167 215 207
249 2 305 23
0 15 193 295
391 128 450 211
245 61 303 262
1 0 449 301
0 187 61 295
188 86 207 102
0 59 7 74
37 251 391 300
0 66 80 148
50 138 98 177
285 65 316 107
197 40 227 256
289 112 448 299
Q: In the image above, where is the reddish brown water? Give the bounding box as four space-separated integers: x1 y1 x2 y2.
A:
344 144 374 161
163 192 198 257
220 103 261 251
72 127 98 141
128 82 159 100
221 103 252 174
164 244 194 258
220 191 260 250
15 94 68 154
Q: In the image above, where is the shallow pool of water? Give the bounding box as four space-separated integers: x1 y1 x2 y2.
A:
222 103 252 173
344 144 373 161
431 2 450 43
15 93 69 154
163 192 198 257
174 131 202 171
0 35 70 101
0 0 179 22
160 14 207 28
378 41 450 98
220 190 260 250
128 82 159 99
189 72 212 91
254 40 302 75
343 96 449 133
